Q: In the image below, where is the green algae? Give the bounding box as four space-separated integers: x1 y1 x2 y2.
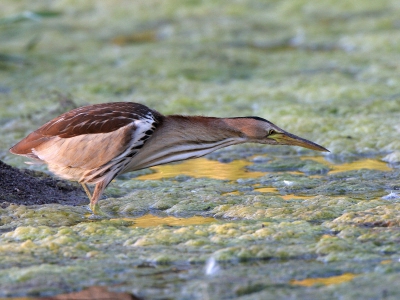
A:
1 1 400 159
1 0 400 299
248 157 331 175
1 160 399 299
0 166 399 297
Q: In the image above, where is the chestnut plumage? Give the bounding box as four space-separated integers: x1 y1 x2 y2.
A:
10 102 328 214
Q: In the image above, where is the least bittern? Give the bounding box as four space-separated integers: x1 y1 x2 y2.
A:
10 102 329 214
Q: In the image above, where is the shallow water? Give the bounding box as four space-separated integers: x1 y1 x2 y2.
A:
1 0 400 299
0 155 399 299
136 158 265 181
291 272 358 287
127 214 216 228
138 156 392 181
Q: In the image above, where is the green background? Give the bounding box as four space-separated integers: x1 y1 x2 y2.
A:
1 0 400 299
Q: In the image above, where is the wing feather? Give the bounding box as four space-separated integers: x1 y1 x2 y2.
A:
10 102 163 158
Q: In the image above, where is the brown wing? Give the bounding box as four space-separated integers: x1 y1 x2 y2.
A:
10 102 163 159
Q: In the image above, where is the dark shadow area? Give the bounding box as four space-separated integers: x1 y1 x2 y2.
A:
0 160 87 206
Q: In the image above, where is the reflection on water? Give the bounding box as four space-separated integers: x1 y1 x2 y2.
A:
291 273 357 287
137 158 264 180
127 214 216 228
136 156 392 182
302 157 391 173
134 156 392 202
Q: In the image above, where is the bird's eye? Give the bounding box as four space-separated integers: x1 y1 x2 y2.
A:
268 129 275 136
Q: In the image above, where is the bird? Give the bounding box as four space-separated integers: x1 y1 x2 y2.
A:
10 102 329 214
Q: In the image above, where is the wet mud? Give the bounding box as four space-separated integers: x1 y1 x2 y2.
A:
0 160 87 207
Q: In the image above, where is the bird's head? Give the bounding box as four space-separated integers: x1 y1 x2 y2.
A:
225 116 329 152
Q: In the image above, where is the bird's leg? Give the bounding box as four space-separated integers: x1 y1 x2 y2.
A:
89 181 108 215
81 183 92 200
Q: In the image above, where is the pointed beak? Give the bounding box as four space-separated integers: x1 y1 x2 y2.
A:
269 132 329 152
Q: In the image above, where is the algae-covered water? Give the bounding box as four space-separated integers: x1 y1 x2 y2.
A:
1 0 400 299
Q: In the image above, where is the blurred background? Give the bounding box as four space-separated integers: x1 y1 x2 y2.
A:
1 1 400 299
1 0 400 164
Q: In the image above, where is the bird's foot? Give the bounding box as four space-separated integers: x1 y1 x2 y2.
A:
88 203 108 217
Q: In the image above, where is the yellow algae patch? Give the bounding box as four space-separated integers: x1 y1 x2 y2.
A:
291 273 357 287
223 191 241 196
137 158 264 180
330 159 391 173
254 187 278 193
302 157 391 173
127 214 216 228
136 156 391 183
281 194 311 200
111 29 159 45
254 187 311 200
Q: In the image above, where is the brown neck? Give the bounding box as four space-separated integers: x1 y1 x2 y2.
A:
124 115 246 171
164 115 244 141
